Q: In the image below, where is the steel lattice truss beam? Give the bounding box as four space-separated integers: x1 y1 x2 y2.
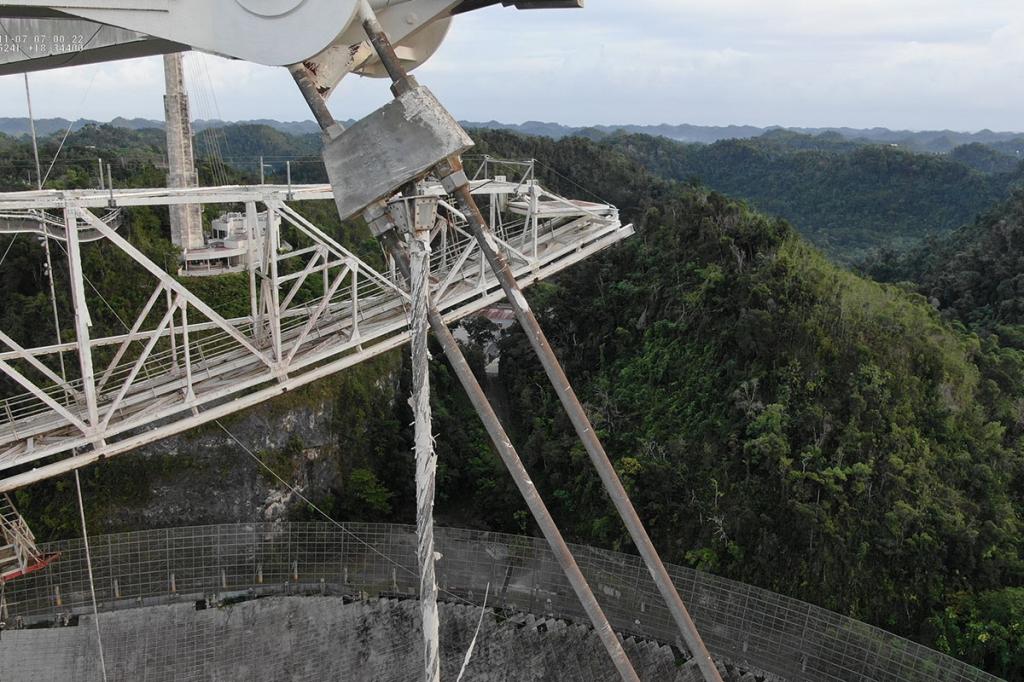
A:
0 172 632 492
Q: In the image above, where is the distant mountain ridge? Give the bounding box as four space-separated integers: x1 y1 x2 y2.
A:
473 121 1024 155
2 117 1022 154
595 131 1024 262
0 117 324 137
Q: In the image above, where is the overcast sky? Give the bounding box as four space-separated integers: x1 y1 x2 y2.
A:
0 0 1021 131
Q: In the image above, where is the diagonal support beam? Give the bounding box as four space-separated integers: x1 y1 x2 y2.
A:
271 201 406 298
74 208 275 371
284 265 351 366
380 230 642 682
100 294 181 430
279 249 323 313
434 238 478 300
0 359 90 435
97 283 165 393
0 330 82 402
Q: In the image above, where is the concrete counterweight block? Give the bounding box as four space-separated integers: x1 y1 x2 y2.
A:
324 86 474 221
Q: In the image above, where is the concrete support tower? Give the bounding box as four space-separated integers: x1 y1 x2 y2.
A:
163 52 204 252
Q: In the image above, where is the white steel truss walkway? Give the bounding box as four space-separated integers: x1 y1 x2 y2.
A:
0 171 633 492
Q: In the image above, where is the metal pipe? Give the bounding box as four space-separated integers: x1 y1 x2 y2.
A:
444 171 723 682
381 231 641 682
290 11 642 676
288 65 337 132
357 0 417 96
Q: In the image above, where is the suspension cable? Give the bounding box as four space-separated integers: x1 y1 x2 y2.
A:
197 54 234 187
214 420 487 611
42 52 102 187
23 73 68 383
51 238 134 334
74 469 109 682
0 236 16 269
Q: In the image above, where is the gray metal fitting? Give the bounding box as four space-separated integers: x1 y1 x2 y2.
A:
322 123 345 143
387 195 439 236
440 169 469 194
363 201 396 238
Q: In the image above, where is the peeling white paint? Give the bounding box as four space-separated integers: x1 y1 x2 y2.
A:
510 288 531 312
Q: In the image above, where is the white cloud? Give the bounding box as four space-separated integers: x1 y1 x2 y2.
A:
0 1 1020 131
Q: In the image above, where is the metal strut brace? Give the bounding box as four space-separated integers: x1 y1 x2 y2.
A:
290 29 641 682
441 171 725 681
355 8 724 682
301 3 721 679
379 230 643 682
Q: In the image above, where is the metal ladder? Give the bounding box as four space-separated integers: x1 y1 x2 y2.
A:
0 494 52 582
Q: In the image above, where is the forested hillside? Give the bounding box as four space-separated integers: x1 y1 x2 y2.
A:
6 116 1022 151
13 121 1019 265
193 123 321 174
464 132 1024 678
950 143 1022 174
867 191 1024 343
598 131 1023 262
2 125 1023 677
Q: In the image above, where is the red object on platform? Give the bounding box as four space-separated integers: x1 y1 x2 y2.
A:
1 552 59 583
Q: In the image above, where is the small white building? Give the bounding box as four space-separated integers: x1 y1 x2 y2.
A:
180 211 281 277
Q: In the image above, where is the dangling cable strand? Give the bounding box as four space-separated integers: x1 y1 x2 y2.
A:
74 470 109 682
0 236 16 269
42 59 102 186
214 420 482 610
456 582 490 682
408 199 441 682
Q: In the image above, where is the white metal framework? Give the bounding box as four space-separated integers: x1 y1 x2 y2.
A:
0 493 56 581
0 4 725 680
0 167 632 492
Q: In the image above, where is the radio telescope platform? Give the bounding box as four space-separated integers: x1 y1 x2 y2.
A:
0 163 632 492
